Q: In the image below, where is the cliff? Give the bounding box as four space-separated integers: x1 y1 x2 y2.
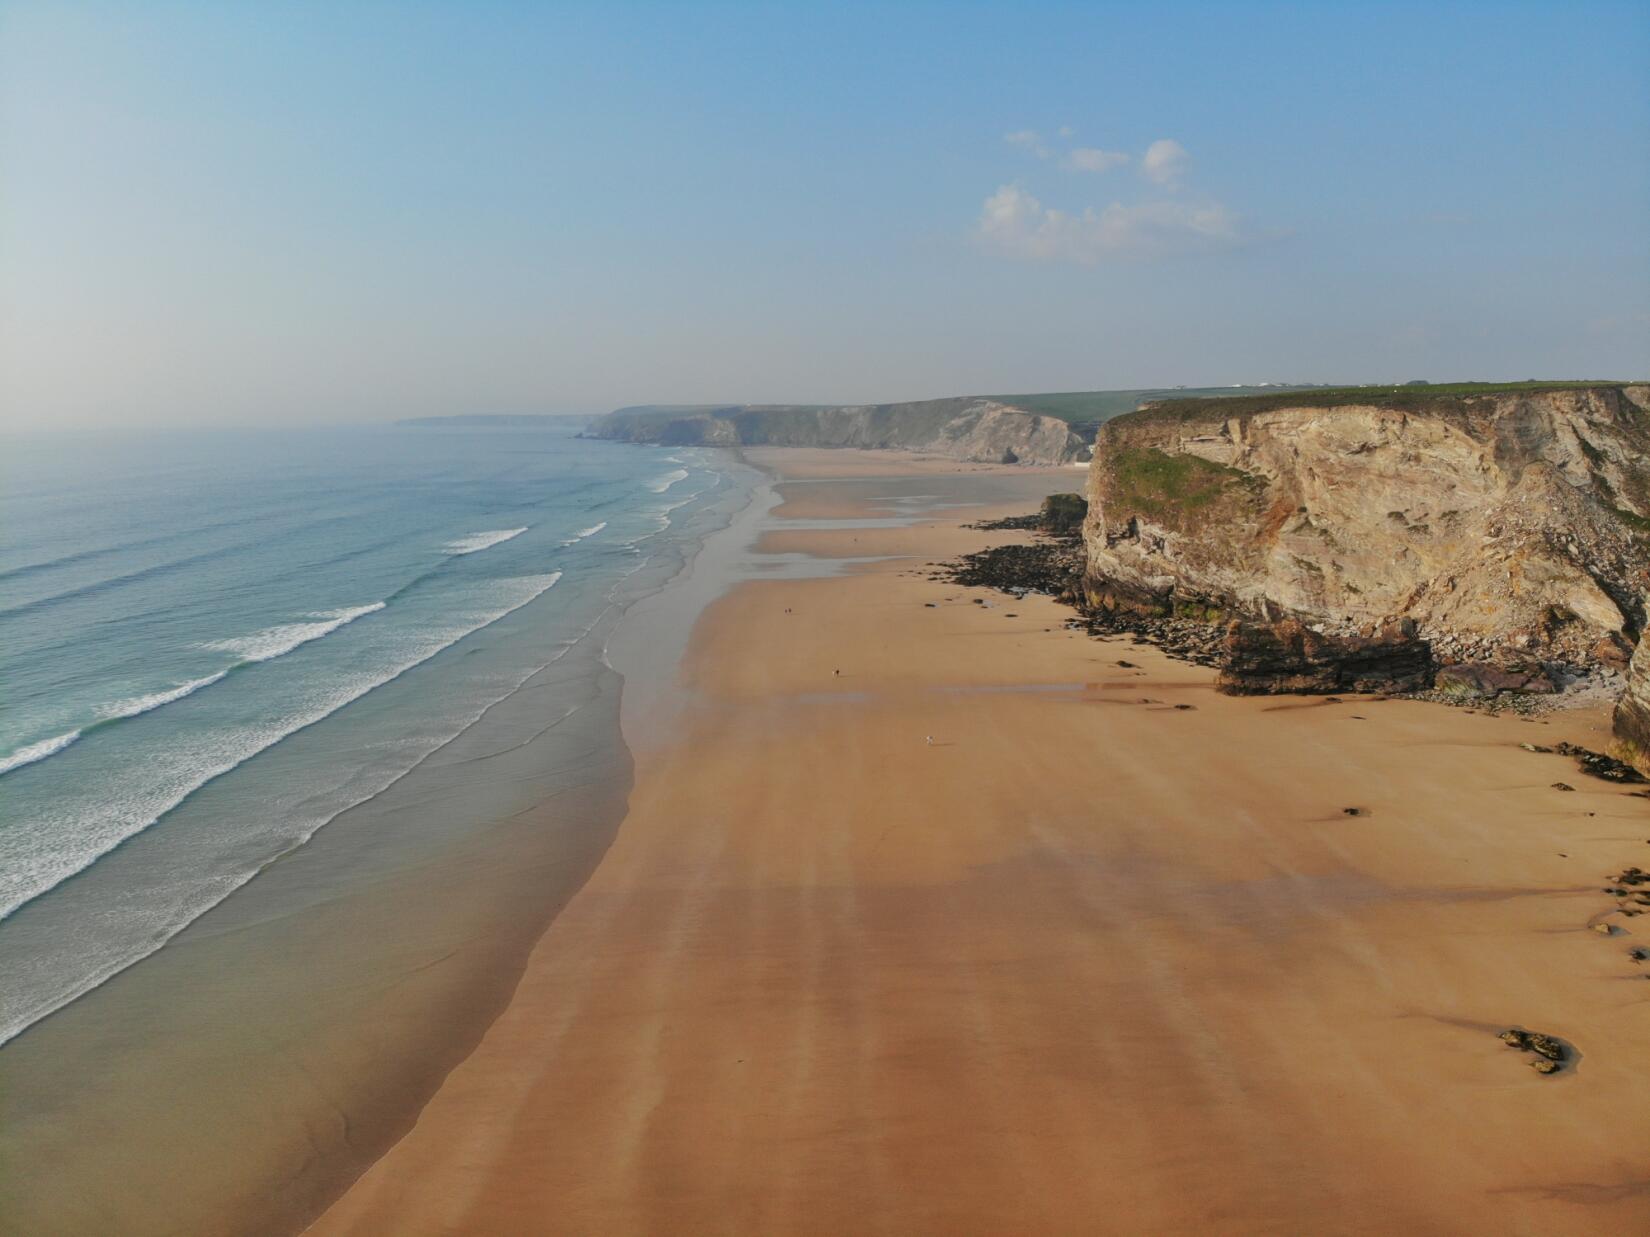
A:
1616 624 1650 756
1082 384 1650 672
587 398 1088 465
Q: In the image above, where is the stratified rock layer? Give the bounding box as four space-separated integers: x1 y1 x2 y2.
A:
1217 618 1433 695
589 399 1088 465
1083 386 1650 668
1615 623 1650 755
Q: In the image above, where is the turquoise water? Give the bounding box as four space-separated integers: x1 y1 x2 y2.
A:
0 422 728 1043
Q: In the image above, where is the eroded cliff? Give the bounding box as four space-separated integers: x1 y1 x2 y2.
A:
588 398 1088 465
1616 624 1650 755
1082 385 1650 672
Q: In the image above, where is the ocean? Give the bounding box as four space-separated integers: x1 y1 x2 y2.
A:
0 421 742 1048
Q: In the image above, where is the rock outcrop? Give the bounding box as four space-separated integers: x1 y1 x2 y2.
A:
588 398 1088 465
1082 385 1650 675
1217 617 1433 695
1616 622 1650 757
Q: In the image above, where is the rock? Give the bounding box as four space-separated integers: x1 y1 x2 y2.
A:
1499 1028 1568 1065
1082 386 1650 671
1529 1058 1561 1075
1593 632 1634 670
1435 663 1558 697
1215 617 1432 695
1591 922 1616 935
589 398 1089 465
1037 493 1089 534
1551 782 1576 792
1548 743 1647 784
1615 621 1650 758
950 542 1085 600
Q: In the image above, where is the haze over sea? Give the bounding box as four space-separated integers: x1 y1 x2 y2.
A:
0 421 726 1043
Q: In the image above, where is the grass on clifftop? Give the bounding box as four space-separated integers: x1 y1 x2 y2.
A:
991 387 1316 426
1106 447 1262 520
1129 380 1645 424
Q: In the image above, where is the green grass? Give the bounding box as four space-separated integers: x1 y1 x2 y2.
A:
1128 381 1645 424
989 387 1318 426
1107 447 1261 519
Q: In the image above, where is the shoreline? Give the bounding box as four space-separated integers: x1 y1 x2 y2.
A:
311 448 1650 1234
0 448 769 1237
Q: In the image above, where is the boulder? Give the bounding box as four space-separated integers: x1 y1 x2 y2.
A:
1216 617 1433 695
1435 662 1558 697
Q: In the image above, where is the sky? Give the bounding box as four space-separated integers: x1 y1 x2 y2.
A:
2 1 1647 431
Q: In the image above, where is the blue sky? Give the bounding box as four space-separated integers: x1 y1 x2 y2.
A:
2 1 1647 429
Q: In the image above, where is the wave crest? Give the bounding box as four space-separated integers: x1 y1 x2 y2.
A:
204 602 385 664
444 527 528 555
0 731 83 776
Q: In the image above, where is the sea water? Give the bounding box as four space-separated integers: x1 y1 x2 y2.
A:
0 421 734 1045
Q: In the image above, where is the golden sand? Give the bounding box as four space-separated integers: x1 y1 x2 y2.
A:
311 448 1650 1235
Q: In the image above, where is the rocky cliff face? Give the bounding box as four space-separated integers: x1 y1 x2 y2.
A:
1082 386 1650 671
588 398 1087 465
1616 623 1650 755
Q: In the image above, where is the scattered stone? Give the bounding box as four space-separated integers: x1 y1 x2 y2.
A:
1342 807 1365 817
1116 659 1137 668
1591 922 1617 936
1173 703 1195 711
1547 743 1647 785
1499 1028 1568 1072
1436 662 1558 697
1551 782 1576 792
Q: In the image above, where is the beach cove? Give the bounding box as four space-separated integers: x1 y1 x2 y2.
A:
306 448 1650 1235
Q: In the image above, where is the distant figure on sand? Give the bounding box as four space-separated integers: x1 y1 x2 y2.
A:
925 735 933 745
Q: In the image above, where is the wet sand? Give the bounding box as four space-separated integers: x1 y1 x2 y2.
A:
313 448 1650 1235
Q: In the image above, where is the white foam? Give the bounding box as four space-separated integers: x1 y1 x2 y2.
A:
560 522 606 546
646 469 689 494
0 574 565 974
0 574 579 1046
100 671 230 721
0 731 82 776
444 527 528 555
203 603 385 663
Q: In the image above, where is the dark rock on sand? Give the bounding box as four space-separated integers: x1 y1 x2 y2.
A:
1215 618 1433 696
1498 1028 1569 1074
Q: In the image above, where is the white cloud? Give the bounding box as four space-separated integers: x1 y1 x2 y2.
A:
975 183 1241 263
1057 125 1075 138
1063 147 1129 173
1141 138 1189 186
1004 129 1051 159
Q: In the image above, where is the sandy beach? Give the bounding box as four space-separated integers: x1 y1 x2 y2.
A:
311 448 1650 1235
